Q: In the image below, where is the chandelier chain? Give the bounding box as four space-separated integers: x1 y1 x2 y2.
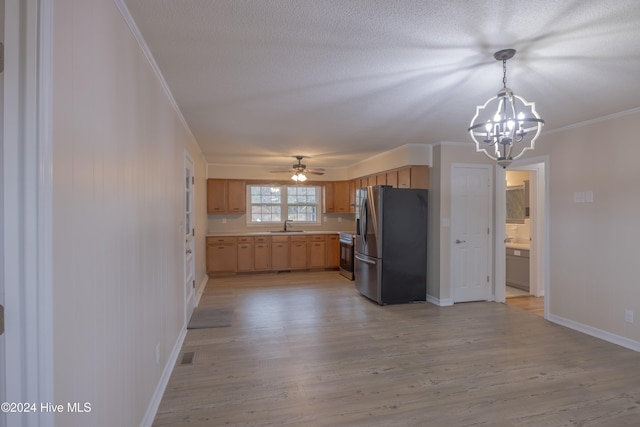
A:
502 59 507 88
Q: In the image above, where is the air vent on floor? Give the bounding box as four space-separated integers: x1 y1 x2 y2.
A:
180 351 196 365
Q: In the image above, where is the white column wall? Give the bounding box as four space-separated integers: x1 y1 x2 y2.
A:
51 0 205 425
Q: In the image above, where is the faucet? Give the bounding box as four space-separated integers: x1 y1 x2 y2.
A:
283 219 293 231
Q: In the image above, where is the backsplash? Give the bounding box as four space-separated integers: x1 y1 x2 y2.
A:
505 220 530 244
207 213 356 234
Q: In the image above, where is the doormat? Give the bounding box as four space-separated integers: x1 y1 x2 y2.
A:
187 307 233 329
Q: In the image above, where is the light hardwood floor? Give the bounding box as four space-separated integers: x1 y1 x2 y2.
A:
153 271 640 426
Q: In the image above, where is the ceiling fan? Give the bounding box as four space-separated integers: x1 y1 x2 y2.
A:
270 156 325 181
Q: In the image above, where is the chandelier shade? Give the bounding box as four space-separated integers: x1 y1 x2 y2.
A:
468 49 544 168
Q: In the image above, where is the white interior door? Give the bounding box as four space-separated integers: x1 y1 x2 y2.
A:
184 153 196 320
452 164 492 302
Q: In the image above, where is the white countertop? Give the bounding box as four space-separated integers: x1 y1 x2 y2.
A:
505 242 530 250
207 230 346 237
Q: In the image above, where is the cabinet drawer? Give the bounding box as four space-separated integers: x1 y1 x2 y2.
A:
207 237 237 244
237 236 253 243
309 235 326 242
271 235 289 243
291 235 307 242
254 236 270 243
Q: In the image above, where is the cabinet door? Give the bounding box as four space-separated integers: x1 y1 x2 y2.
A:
210 244 237 272
334 181 350 213
367 175 377 186
253 241 271 271
324 182 335 213
207 179 227 213
349 180 356 213
271 237 290 270
386 171 398 188
227 180 246 213
326 235 340 268
290 238 308 269
237 241 253 272
397 168 411 188
409 166 429 189
309 240 326 268
376 173 387 186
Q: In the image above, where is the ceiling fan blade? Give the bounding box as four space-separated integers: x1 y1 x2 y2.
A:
269 169 292 173
306 168 325 173
307 170 325 175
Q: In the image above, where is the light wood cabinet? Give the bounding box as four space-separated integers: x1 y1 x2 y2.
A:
376 173 387 186
227 180 246 213
253 236 271 271
324 182 335 213
271 235 290 271
349 181 356 213
290 236 308 269
308 235 326 268
333 181 350 213
386 170 398 188
207 179 227 213
367 175 377 186
206 237 237 273
207 179 246 214
397 166 429 189
326 234 340 268
237 237 253 272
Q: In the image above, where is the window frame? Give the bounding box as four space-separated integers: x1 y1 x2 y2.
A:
246 184 322 226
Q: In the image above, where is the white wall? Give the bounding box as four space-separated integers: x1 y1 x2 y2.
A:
51 0 206 425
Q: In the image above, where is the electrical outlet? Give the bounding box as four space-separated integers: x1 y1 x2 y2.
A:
624 309 634 324
155 343 161 363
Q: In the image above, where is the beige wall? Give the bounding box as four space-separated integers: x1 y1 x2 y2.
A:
534 112 640 344
51 0 207 425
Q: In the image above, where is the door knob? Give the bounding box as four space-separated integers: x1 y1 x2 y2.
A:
455 239 466 244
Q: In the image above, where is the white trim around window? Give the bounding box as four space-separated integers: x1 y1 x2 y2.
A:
246 184 322 226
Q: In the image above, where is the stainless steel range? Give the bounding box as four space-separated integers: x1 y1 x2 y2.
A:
339 232 355 280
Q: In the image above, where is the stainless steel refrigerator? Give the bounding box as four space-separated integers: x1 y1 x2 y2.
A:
355 185 428 305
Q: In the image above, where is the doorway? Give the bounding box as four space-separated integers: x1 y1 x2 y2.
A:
498 158 548 317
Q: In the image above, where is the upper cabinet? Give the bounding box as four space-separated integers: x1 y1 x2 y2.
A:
207 179 246 214
324 181 350 213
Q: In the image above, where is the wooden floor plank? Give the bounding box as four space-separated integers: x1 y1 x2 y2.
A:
153 271 640 426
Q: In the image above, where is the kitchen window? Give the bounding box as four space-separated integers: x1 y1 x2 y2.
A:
248 185 321 225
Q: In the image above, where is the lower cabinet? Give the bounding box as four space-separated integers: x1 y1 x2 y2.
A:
271 236 290 271
290 236 308 270
506 247 530 291
206 237 237 273
326 235 339 268
207 233 341 275
253 236 271 271
236 237 253 272
308 235 326 268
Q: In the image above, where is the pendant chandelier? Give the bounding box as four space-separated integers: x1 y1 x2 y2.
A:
468 49 545 168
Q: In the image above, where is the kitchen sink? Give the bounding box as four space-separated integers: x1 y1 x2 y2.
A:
269 230 305 233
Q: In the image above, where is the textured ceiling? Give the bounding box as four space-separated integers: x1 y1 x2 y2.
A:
123 0 640 169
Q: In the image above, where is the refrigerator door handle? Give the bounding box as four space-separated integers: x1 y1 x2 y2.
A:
361 198 368 244
355 254 376 265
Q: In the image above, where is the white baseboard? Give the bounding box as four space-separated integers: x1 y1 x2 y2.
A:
427 295 454 306
548 314 640 352
140 327 188 427
195 275 208 307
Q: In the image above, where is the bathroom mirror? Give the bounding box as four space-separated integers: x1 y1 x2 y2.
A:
506 185 525 224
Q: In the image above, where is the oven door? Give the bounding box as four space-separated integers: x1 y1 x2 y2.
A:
339 239 354 280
